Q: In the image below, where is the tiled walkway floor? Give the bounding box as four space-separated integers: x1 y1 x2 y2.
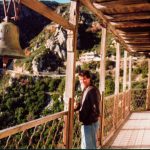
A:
110 112 150 149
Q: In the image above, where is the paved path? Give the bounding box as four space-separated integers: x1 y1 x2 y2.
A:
109 112 150 149
4 69 66 78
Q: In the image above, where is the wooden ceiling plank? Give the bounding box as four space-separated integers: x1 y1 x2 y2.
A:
94 0 149 6
125 39 150 43
93 2 150 15
20 0 75 30
125 41 150 44
117 30 150 35
129 46 150 48
117 27 150 32
78 0 131 52
119 33 150 37
122 36 150 40
111 22 150 29
128 47 150 50
135 50 150 51
122 36 150 39
107 12 150 22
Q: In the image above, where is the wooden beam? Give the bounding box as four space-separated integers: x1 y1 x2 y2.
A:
93 2 150 15
107 12 150 22
129 44 150 48
128 45 150 48
126 42 150 44
127 41 150 46
134 47 150 50
130 51 150 54
94 0 149 6
117 27 150 32
129 48 150 51
125 40 150 44
122 36 150 40
123 36 150 39
111 22 150 29
131 49 150 52
78 0 131 52
118 31 150 36
20 0 75 30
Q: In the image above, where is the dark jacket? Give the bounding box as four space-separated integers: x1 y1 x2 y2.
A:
76 85 101 125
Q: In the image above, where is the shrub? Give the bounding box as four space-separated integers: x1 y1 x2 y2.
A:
106 60 115 70
105 77 115 96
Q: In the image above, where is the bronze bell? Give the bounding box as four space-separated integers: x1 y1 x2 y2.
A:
0 21 25 59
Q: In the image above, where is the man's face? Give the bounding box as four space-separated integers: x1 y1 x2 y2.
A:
79 75 91 90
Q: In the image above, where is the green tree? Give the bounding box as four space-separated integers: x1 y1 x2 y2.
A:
105 76 115 96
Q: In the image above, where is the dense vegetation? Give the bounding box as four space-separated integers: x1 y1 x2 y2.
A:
0 75 64 130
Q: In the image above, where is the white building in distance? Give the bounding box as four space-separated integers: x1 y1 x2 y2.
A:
79 52 101 62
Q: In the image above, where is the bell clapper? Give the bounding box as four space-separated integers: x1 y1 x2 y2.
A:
2 56 9 70
1 56 8 103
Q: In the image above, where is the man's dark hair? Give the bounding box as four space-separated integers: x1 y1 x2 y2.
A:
78 70 91 79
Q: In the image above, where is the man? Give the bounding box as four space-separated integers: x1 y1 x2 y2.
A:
74 70 101 149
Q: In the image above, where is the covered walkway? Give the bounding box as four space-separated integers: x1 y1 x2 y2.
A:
105 111 150 149
1 0 150 149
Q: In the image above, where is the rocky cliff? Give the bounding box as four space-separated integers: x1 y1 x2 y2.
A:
0 1 102 74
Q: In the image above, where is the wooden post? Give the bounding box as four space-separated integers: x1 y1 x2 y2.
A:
64 0 79 110
114 42 120 128
63 1 79 148
99 92 104 147
146 59 150 110
128 56 132 90
115 42 120 95
99 27 107 93
128 55 132 112
99 27 107 147
63 113 69 148
123 51 127 92
122 52 128 118
68 98 74 148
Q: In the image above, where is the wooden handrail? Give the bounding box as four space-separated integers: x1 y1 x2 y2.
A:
0 110 68 139
102 90 132 146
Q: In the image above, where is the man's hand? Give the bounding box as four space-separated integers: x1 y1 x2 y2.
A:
74 101 80 111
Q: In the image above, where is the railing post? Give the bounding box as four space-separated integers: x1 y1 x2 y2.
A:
122 92 126 119
113 95 118 129
99 91 104 147
146 59 150 110
128 90 131 112
63 114 69 148
146 89 150 110
68 98 74 148
63 98 74 149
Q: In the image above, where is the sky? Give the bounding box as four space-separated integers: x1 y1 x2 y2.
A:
54 0 70 3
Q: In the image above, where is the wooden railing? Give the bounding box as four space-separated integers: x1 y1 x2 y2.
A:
0 111 68 149
101 90 131 146
0 89 149 149
131 89 147 111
